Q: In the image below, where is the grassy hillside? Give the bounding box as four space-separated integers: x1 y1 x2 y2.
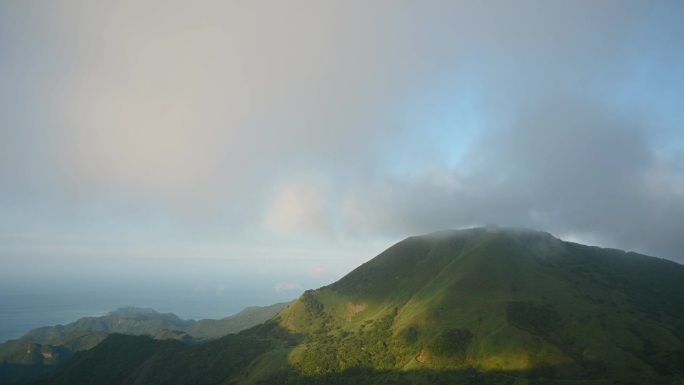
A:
22 227 684 385
273 227 684 384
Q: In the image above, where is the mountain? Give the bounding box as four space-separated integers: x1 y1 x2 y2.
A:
0 303 290 384
186 302 291 339
24 227 684 385
271 227 684 383
21 307 193 344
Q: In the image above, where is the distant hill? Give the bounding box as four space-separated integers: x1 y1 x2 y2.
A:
22 228 684 384
22 307 193 344
186 302 290 339
0 303 290 384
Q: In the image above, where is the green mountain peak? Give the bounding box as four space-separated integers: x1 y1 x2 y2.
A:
274 227 684 383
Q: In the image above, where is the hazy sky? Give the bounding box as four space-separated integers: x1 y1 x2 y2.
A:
1 1 683 300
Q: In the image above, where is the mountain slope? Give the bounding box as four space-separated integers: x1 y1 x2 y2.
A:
26 227 684 385
274 227 684 383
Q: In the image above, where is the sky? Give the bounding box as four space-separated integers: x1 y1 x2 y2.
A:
1 1 684 307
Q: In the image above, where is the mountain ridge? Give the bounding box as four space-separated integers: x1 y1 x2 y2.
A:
20 227 684 384
0 302 291 384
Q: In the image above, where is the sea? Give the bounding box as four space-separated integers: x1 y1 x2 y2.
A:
0 257 337 344
0 284 295 343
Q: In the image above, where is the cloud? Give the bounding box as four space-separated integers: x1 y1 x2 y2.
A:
1 1 683 264
338 92 684 261
307 266 338 279
264 180 331 236
274 282 303 293
14 1 653 203
26 1 422 207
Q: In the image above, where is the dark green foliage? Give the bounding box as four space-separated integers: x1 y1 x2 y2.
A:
429 328 473 364
0 342 74 384
257 366 514 385
0 363 60 385
506 301 561 335
28 334 185 385
300 291 324 316
661 348 684 375
293 312 402 374
400 326 419 345
28 333 272 385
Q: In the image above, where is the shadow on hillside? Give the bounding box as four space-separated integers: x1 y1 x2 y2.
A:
257 367 573 385
18 320 684 385
0 363 56 385
253 364 684 385
244 321 680 385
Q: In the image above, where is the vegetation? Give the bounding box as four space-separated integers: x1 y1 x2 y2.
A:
505 301 560 335
428 328 473 365
276 227 684 383
27 333 272 385
16 227 684 384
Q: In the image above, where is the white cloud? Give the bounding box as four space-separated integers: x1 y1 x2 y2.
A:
274 282 303 293
264 181 330 236
307 266 336 279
